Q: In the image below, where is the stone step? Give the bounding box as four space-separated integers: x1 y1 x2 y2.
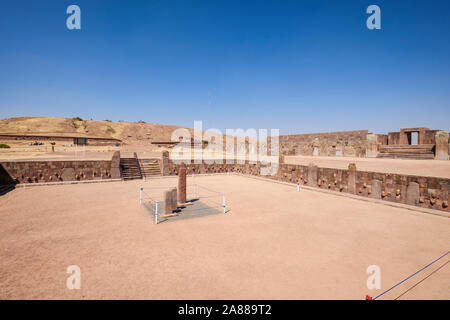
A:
377 153 434 159
0 184 15 196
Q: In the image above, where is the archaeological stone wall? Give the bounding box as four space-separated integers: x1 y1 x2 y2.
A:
277 130 369 157
0 152 121 185
1 153 448 212
166 159 449 212
0 134 121 146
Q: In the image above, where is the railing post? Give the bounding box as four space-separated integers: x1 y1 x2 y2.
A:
222 193 226 214
139 187 143 204
155 201 159 224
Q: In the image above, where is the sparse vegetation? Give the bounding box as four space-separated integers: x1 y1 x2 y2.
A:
72 117 83 121
138 120 146 124
105 126 116 134
71 120 79 129
0 143 11 148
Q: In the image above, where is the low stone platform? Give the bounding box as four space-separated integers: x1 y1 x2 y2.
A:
378 144 435 159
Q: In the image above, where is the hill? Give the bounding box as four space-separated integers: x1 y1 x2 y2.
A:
0 117 193 145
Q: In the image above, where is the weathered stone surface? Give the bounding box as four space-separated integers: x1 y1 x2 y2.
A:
161 151 169 175
178 166 187 204
164 187 177 214
371 179 382 199
366 134 378 158
307 163 318 187
312 147 319 156
435 131 449 160
406 182 420 205
60 168 75 181
110 151 121 179
347 163 357 194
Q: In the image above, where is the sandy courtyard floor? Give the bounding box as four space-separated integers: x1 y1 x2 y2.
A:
0 175 449 299
285 156 450 179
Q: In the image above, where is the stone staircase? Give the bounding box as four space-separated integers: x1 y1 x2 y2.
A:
377 144 435 159
139 159 161 178
0 184 15 196
120 158 142 180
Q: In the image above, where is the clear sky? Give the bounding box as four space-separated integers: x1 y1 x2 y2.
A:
0 0 449 135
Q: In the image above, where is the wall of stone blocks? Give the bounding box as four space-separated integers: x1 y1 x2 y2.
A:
1 156 448 212
166 159 449 212
0 134 121 146
277 130 369 157
0 160 114 184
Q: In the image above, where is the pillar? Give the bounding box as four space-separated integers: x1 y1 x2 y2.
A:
347 163 357 194
178 166 187 204
435 131 449 160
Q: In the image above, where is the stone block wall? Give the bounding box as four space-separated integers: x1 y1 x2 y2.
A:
1 155 448 212
0 160 114 184
278 130 369 157
166 159 449 212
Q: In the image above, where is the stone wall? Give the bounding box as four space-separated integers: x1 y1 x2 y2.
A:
0 134 121 146
0 159 115 184
1 154 448 212
166 159 449 212
277 130 369 157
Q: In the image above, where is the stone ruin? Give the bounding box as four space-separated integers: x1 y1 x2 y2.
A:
277 127 449 160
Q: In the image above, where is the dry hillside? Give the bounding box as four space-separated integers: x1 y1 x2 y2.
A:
0 117 195 145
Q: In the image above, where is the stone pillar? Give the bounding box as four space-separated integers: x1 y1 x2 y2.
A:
61 167 75 181
164 187 178 214
164 189 172 214
335 146 343 157
366 134 378 158
110 151 121 179
347 163 357 194
171 188 178 212
178 166 187 204
370 179 382 199
435 131 449 160
406 182 420 205
161 151 169 175
399 129 409 145
312 147 319 156
307 163 318 187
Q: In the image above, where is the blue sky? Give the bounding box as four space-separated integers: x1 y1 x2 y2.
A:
0 0 449 134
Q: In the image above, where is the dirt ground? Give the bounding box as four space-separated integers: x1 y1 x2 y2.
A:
285 155 450 179
0 175 449 299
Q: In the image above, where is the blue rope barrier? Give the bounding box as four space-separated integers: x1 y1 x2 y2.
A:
373 251 449 300
196 184 222 195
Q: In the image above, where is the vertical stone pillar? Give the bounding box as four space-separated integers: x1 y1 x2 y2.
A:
171 188 178 212
399 129 408 145
435 131 449 160
178 166 187 204
366 134 378 158
371 179 382 199
161 151 169 176
439 181 448 210
110 151 121 179
163 187 178 213
307 163 318 187
164 189 173 214
406 182 420 205
347 163 357 194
